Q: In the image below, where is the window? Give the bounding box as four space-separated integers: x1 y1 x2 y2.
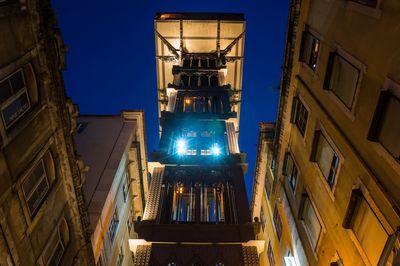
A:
299 193 322 250
108 208 119 243
0 68 31 129
200 184 225 223
264 171 272 199
22 151 55 217
200 75 209 87
273 204 283 240
349 0 377 7
299 30 320 71
117 246 124 266
41 218 70 266
172 183 196 223
267 241 275 266
210 75 219 86
123 170 131 202
283 152 298 192
311 130 340 189
324 52 360 110
260 207 266 232
368 90 400 162
291 97 308 136
343 189 388 265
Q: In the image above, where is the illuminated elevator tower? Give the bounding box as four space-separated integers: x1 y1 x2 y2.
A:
131 13 263 266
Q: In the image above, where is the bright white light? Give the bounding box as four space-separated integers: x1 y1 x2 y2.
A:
211 144 221 156
176 139 186 155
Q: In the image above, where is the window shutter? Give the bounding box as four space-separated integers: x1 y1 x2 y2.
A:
342 189 363 229
290 97 299 123
282 152 290 176
299 31 308 63
367 90 390 141
310 130 321 162
298 193 308 220
323 53 336 90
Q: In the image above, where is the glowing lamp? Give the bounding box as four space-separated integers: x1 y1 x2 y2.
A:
211 144 221 156
176 139 186 155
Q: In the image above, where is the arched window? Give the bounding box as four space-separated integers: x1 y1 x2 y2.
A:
200 75 209 87
183 59 190 68
200 58 208 68
191 58 199 67
210 75 219 87
190 75 199 87
209 59 217 68
180 75 189 87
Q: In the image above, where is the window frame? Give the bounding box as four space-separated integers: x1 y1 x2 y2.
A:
273 204 283 241
290 96 309 138
323 47 365 119
346 0 382 18
299 28 321 72
298 192 324 254
267 241 276 266
310 128 342 196
108 208 119 244
0 68 32 130
21 150 56 218
282 151 299 194
368 78 400 164
342 188 392 265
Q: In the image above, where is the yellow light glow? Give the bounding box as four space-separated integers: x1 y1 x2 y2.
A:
179 187 183 193
185 99 191 104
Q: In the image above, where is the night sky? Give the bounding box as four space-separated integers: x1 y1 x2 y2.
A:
51 0 290 203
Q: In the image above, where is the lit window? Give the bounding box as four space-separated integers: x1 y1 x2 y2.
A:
349 0 377 8
342 189 388 265
108 208 119 243
0 68 31 129
368 90 400 162
291 97 308 136
200 184 225 223
273 204 283 240
267 241 275 266
186 149 197 156
171 183 195 223
299 30 320 71
324 52 360 109
283 152 298 192
311 130 340 189
299 193 322 250
22 151 55 217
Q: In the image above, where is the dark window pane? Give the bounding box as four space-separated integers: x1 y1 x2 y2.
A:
183 59 190 68
378 95 400 160
300 31 320 71
181 75 189 87
9 70 24 92
209 59 216 68
1 91 30 128
201 59 208 68
190 75 199 87
210 75 219 86
200 75 209 87
0 79 12 104
191 58 199 67
350 0 377 7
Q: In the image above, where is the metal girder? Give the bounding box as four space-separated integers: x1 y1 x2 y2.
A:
222 31 245 55
155 30 180 59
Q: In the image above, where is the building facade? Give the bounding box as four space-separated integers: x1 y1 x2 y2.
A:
130 13 263 266
252 0 400 265
0 1 93 265
74 111 149 266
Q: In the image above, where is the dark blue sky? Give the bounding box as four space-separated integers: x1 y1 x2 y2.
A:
51 0 289 202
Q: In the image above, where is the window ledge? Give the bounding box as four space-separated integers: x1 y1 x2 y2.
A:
324 90 356 122
346 2 382 19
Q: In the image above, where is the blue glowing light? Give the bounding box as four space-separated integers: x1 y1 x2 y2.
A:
176 139 186 155
211 144 220 156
